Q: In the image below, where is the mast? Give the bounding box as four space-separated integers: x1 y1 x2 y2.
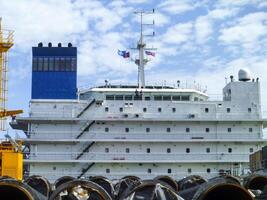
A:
133 10 156 89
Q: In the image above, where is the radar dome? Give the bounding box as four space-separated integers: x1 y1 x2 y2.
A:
238 68 251 81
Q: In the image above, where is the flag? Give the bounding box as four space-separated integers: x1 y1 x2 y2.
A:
118 50 130 58
145 51 155 57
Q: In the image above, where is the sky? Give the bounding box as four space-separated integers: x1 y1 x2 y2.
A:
0 0 267 134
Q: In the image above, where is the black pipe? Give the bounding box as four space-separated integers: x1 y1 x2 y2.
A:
54 176 75 189
244 175 267 191
24 175 51 198
0 179 47 200
90 176 115 199
192 177 253 200
154 175 178 192
49 179 112 200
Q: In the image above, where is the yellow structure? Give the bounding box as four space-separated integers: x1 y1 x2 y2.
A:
0 140 23 180
0 17 23 130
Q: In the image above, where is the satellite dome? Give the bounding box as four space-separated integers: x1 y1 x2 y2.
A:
238 68 251 81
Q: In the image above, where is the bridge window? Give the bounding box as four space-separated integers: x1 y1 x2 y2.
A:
206 148 210 153
154 95 162 101
126 148 130 153
105 107 109 112
250 148 253 153
205 108 209 113
227 108 231 113
228 148 232 153
186 128 190 133
181 95 190 101
146 128 150 133
188 168 192 174
158 107 162 112
125 95 133 100
168 169 172 174
147 148 151 153
125 128 129 132
119 107 123 112
145 96 151 101
115 95 123 100
105 148 109 153
248 108 252 113
172 96 180 101
205 128 210 133
227 128 231 133
143 107 147 112
148 169 152 173
105 127 109 132
167 128 171 132
106 169 110 173
163 95 171 101
207 168 211 173
167 148 171 153
249 128 253 132
172 108 176 112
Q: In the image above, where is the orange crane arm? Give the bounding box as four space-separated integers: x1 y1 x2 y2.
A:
0 110 23 118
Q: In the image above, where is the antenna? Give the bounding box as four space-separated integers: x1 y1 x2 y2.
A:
132 9 157 89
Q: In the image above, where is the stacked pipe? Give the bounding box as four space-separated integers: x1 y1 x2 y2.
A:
1 174 267 200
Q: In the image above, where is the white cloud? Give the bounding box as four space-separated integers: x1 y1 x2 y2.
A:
195 16 213 44
158 0 195 15
219 12 267 50
162 22 193 44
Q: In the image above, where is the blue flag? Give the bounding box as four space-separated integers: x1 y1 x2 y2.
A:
118 50 130 58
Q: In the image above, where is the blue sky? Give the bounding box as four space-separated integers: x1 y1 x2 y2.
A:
0 0 267 133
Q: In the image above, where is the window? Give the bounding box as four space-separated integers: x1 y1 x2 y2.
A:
106 169 110 173
172 108 176 112
115 95 123 100
55 57 60 71
250 148 253 153
119 107 123 112
146 128 150 133
172 96 180 101
227 128 232 133
147 148 151 153
186 148 190 153
125 95 133 100
53 166 56 170
167 148 171 153
134 95 142 100
125 128 129 132
186 128 190 133
106 95 114 100
206 148 210 153
167 128 171 132
205 128 210 133
194 97 199 101
205 108 209 113
43 58 49 71
168 169 172 174
126 148 130 153
181 96 190 101
143 108 147 112
65 57 71 71
145 96 151 101
249 128 253 132
32 57 38 71
228 148 232 153
207 168 211 173
105 127 109 132
154 95 162 101
148 169 152 173
105 148 109 153
59 57 66 71
163 96 171 101
227 108 231 113
248 108 252 113
188 168 192 174
158 107 162 112
71 57 77 71
105 107 109 112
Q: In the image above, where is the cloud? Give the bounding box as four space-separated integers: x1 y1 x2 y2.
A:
219 12 267 51
158 0 196 15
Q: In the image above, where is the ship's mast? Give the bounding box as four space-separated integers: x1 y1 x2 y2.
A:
133 10 156 89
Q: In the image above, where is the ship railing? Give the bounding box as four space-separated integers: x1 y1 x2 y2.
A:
24 131 262 140
25 152 249 162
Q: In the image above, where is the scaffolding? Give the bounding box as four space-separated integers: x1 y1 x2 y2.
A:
0 18 22 130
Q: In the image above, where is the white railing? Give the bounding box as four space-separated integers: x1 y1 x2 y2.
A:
26 152 249 162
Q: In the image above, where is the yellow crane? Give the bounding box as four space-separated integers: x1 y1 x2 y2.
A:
0 18 23 180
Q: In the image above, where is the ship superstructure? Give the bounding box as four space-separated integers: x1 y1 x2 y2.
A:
10 14 267 182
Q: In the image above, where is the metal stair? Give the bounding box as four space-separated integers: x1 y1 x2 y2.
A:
75 142 95 160
76 120 95 139
78 162 95 179
76 99 95 118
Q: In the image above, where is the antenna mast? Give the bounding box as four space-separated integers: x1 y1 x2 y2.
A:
133 9 156 89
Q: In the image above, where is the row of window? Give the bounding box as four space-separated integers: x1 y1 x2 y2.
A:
32 56 77 72
106 95 191 101
104 127 254 133
105 168 211 174
105 106 253 114
104 147 253 153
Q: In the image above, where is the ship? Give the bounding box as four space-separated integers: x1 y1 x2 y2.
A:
10 12 267 182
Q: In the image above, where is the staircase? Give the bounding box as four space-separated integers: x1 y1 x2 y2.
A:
78 162 95 179
76 120 95 139
76 99 95 118
76 142 95 160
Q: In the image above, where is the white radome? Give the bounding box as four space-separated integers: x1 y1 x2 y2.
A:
238 68 251 81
